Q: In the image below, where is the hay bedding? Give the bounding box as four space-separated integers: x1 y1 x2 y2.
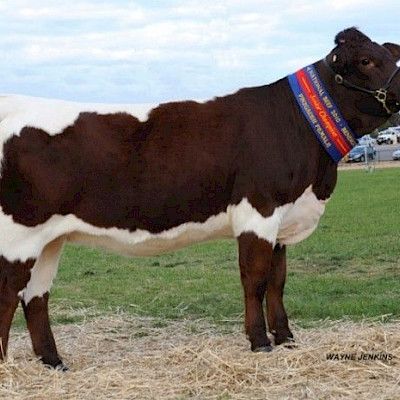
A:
0 316 399 400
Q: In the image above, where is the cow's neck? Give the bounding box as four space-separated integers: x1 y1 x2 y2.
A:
228 77 339 205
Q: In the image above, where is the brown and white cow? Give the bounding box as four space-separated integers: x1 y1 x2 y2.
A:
0 28 400 370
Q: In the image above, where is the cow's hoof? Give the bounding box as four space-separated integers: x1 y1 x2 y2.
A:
55 362 69 372
253 345 273 353
275 336 296 348
273 330 294 346
283 339 297 349
43 358 69 372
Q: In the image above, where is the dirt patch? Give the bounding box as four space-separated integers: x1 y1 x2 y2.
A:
1 316 399 399
339 160 400 170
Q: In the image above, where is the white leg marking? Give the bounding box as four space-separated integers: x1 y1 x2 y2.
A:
18 238 64 305
230 198 290 246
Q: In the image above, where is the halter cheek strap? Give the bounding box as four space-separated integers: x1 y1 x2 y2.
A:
324 58 400 114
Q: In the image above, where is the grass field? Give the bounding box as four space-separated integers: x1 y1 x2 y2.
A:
13 167 400 328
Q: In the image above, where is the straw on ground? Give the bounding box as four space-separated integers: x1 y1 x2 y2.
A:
1 315 399 400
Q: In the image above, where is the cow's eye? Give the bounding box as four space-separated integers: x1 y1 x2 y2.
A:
361 58 370 66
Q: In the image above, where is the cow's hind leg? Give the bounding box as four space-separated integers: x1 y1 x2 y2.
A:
266 244 293 345
0 257 34 359
21 293 65 369
19 238 66 369
238 233 273 352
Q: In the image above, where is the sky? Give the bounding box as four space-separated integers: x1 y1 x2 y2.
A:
0 0 399 104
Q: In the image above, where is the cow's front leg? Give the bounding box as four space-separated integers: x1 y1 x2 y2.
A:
0 257 34 359
266 244 293 345
238 232 273 352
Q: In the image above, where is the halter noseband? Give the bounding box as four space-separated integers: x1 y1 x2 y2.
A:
323 57 400 114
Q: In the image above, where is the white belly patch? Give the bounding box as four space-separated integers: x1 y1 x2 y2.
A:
66 212 233 257
0 206 233 262
0 185 325 264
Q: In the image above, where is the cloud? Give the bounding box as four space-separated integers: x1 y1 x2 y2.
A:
0 0 399 102
0 0 146 22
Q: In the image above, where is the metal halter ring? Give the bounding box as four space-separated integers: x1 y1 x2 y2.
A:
335 74 344 84
374 89 392 114
374 89 387 102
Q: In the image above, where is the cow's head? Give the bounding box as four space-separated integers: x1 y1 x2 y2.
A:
322 27 400 135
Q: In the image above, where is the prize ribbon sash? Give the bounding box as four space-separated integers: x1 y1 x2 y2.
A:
288 64 357 162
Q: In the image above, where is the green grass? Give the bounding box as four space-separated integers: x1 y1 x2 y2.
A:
13 168 400 328
289 168 400 270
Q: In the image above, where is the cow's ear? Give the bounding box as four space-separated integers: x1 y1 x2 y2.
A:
383 42 400 61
